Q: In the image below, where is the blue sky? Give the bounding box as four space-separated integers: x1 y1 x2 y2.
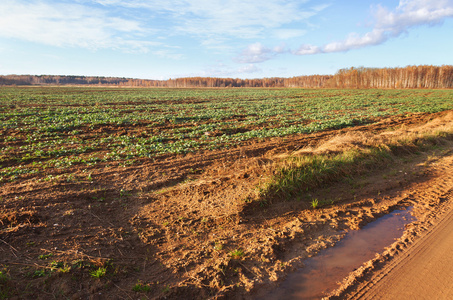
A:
1 0 453 79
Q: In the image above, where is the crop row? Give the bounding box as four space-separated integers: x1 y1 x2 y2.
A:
1 87 452 182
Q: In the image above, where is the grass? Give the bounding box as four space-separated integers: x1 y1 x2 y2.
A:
90 267 107 278
0 270 12 300
258 127 453 205
0 270 9 283
133 281 151 292
50 261 71 273
31 270 48 278
38 253 53 260
259 150 382 200
229 249 245 259
311 198 319 209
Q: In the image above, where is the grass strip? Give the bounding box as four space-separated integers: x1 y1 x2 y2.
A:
258 130 453 204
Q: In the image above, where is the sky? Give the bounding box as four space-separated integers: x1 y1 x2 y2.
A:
1 0 453 79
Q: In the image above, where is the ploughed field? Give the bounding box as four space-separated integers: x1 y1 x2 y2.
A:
1 87 453 299
1 87 452 181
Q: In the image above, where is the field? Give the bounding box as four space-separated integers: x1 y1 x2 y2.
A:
1 87 452 183
1 87 453 299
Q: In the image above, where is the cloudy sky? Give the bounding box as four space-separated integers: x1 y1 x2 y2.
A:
1 0 453 79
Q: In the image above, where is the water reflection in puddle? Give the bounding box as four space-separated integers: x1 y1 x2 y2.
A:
260 207 415 300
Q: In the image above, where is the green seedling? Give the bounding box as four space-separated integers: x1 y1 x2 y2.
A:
90 267 107 278
0 270 10 283
229 249 245 259
311 198 319 209
38 253 53 260
133 281 151 292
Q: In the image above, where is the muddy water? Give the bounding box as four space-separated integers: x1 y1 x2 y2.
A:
260 208 415 300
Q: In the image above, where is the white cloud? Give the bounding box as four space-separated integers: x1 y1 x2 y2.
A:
376 0 453 31
295 0 453 55
272 29 307 40
234 43 289 63
235 0 453 63
90 0 322 40
322 29 387 53
0 0 159 52
1 0 330 56
293 44 321 55
238 64 262 74
199 62 262 77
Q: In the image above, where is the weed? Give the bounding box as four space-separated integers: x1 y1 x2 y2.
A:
31 270 47 278
66 174 76 182
50 261 71 273
71 260 88 269
133 281 151 292
0 270 10 283
38 253 53 260
311 198 319 209
50 261 64 269
119 189 131 198
229 249 245 259
90 267 107 278
59 264 71 273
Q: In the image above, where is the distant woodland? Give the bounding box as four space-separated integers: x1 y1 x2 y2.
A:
1 65 452 89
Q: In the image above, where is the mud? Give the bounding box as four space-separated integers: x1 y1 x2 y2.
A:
259 208 414 299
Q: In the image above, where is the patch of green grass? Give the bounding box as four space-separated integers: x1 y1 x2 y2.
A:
38 253 53 260
0 270 10 283
258 130 453 206
31 270 48 278
119 189 131 198
90 267 107 278
311 198 319 209
132 281 151 292
260 150 377 201
229 249 245 259
50 261 71 273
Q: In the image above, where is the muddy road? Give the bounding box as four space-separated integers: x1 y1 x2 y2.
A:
345 206 453 299
327 154 453 299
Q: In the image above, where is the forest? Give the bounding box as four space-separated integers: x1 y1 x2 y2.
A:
1 65 452 89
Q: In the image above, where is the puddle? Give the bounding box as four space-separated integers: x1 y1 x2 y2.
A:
259 207 415 300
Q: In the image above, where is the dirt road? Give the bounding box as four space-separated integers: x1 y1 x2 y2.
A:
327 154 453 299
346 207 453 299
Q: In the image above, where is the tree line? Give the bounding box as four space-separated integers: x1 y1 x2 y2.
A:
1 65 452 89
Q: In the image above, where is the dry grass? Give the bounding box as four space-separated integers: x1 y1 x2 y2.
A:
258 112 453 204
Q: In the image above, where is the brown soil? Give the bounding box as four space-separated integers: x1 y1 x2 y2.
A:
1 110 453 299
